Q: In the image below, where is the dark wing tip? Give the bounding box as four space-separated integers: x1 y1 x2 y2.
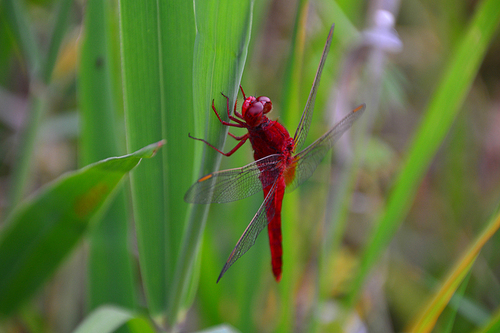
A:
217 241 239 283
183 189 193 203
217 263 229 283
328 24 335 37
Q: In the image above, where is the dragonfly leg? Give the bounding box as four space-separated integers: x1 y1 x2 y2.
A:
232 94 244 119
232 87 245 118
223 92 239 118
188 133 249 157
239 85 246 99
228 132 248 140
220 93 245 122
212 99 246 127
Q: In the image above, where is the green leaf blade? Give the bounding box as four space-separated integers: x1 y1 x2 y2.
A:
72 306 155 333
0 141 163 317
79 0 138 314
119 0 167 317
167 0 253 326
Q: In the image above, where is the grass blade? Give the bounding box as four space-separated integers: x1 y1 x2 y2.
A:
476 308 500 333
440 271 472 333
42 0 73 83
408 209 500 332
1 0 40 76
72 306 155 333
8 95 47 209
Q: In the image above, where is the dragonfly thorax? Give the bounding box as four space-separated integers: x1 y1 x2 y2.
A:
242 96 272 127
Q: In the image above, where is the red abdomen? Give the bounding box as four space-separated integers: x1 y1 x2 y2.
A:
251 119 293 282
262 177 285 281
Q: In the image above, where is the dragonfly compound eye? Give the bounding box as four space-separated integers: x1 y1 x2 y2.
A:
242 96 256 117
247 101 264 119
257 96 272 114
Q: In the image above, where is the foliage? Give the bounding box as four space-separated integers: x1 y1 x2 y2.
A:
0 0 500 332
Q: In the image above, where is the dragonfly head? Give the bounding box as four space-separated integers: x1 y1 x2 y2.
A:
242 96 273 127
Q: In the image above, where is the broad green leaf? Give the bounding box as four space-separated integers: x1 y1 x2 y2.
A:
167 0 253 326
72 306 155 333
0 141 164 317
119 0 168 318
118 0 196 323
158 0 196 314
79 0 137 312
346 0 500 308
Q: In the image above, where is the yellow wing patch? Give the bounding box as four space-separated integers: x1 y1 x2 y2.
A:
353 104 364 113
284 160 297 186
198 174 213 182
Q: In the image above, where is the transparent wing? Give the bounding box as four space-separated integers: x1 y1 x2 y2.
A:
217 181 278 283
293 24 335 153
287 104 365 192
184 154 282 204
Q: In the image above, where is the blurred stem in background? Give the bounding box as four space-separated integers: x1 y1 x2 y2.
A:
5 0 72 211
316 0 402 329
276 1 308 332
346 0 500 311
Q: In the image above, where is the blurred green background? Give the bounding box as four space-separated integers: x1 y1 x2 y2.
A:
1 0 500 332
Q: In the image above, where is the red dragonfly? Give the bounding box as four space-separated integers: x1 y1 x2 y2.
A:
185 25 365 282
